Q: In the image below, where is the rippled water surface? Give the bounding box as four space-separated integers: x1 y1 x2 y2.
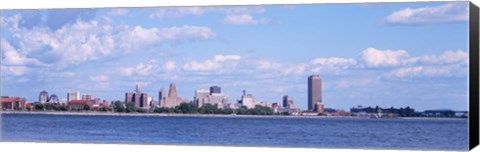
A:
1 114 468 150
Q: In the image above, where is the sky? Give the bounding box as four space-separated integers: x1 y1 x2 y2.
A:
0 2 470 111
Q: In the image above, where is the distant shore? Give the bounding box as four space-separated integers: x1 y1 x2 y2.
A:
0 111 467 120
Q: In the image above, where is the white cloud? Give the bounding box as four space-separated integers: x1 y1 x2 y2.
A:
6 19 215 68
386 65 464 78
223 14 269 25
149 7 207 19
213 54 241 62
120 60 179 76
90 74 109 82
386 2 468 25
108 8 129 16
282 64 307 76
272 86 288 93
163 60 176 71
183 54 241 72
2 65 28 76
183 60 222 72
256 60 281 70
360 48 409 67
1 39 43 66
310 57 357 67
417 50 468 65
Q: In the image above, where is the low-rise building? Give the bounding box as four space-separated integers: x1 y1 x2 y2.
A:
1 96 26 110
68 100 95 110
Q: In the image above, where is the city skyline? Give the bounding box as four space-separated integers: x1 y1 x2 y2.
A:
1 2 470 111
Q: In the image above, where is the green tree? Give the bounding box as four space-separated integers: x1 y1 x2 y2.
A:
34 103 44 111
83 103 91 111
126 102 136 113
113 101 126 112
176 102 198 114
235 106 248 115
199 103 217 114
44 103 54 111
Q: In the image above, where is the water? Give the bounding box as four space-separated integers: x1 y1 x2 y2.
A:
1 114 469 150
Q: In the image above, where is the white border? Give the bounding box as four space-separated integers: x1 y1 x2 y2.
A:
0 0 469 10
0 0 479 152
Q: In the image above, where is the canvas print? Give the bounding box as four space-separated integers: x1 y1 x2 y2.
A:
0 2 472 151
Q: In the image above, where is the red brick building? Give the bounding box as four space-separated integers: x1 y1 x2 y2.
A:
68 100 94 110
1 96 26 110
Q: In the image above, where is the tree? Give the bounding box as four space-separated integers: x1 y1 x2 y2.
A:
126 102 136 113
235 106 248 115
113 101 126 112
199 103 216 114
176 102 198 114
83 103 91 111
34 103 44 111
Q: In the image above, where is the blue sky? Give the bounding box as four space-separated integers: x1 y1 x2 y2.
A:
0 2 470 111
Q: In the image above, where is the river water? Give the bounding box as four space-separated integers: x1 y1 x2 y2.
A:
0 114 469 150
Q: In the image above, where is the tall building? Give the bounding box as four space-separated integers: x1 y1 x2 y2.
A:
240 90 255 109
282 95 295 109
308 75 322 111
125 84 149 109
194 89 210 107
39 90 48 103
49 94 59 103
82 94 92 100
209 86 221 95
159 82 187 108
67 92 80 102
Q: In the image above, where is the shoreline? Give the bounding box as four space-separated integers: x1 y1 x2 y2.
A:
0 111 467 120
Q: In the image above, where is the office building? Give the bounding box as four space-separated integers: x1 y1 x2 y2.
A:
67 92 80 102
240 90 255 109
308 75 322 111
49 94 59 103
39 90 49 103
194 89 210 107
125 84 149 109
210 86 221 95
82 94 92 100
159 83 187 108
282 95 295 109
1 96 26 110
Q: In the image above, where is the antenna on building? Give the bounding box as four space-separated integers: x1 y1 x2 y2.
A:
242 90 246 96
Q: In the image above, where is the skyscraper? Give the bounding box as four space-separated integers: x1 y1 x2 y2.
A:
125 84 149 109
308 75 322 111
49 94 59 103
39 90 48 103
282 95 294 109
159 82 187 108
209 85 221 95
67 92 80 102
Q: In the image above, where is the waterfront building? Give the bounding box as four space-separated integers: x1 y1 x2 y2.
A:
209 85 221 95
1 96 26 110
159 83 187 108
82 94 92 100
240 90 255 109
314 102 324 113
69 100 95 110
194 88 229 108
125 84 149 109
102 100 109 107
282 95 295 109
67 92 80 102
308 75 322 111
194 89 210 107
39 90 49 103
272 103 280 113
49 94 59 103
